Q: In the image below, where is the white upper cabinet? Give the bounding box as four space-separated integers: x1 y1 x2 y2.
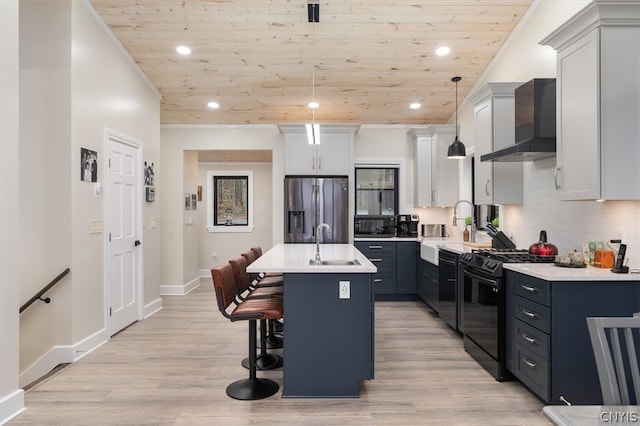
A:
468 83 524 205
541 1 640 200
408 125 458 208
280 124 359 175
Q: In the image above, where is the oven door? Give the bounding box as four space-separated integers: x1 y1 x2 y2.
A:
463 267 502 364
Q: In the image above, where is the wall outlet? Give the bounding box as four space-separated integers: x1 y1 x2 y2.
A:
212 252 217 260
339 281 350 299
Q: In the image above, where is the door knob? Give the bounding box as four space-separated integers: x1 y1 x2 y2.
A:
134 240 141 247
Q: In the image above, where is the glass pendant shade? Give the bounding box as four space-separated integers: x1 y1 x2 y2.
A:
306 123 320 145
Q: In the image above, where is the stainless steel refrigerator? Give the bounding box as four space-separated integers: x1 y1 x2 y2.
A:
284 176 349 243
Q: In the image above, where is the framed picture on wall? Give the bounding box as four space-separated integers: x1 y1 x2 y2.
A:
81 148 98 182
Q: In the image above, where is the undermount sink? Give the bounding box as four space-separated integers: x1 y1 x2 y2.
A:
309 259 361 266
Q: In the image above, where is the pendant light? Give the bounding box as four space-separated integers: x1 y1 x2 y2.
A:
306 3 320 145
447 76 466 159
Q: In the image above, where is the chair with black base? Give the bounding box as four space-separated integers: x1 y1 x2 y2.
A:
211 263 282 400
587 314 640 405
228 256 283 370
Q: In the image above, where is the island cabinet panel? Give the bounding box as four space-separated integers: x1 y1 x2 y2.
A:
505 270 640 405
282 272 374 398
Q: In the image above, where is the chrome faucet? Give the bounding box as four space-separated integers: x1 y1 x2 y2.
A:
314 223 332 264
452 199 476 242
452 199 474 226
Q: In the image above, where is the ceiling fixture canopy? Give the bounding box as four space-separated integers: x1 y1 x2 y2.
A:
447 76 466 159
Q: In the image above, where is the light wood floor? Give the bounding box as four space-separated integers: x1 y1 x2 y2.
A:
11 284 550 425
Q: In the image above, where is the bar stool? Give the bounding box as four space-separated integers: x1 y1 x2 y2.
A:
228 256 283 370
247 247 285 334
211 263 282 400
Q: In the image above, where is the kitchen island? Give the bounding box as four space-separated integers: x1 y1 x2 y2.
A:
247 244 376 398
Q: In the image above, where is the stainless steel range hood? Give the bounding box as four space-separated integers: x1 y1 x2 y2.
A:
481 78 556 162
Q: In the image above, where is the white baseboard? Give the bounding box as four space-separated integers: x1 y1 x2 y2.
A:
19 346 74 389
144 297 163 318
0 389 25 425
198 269 211 279
73 328 109 362
160 277 200 296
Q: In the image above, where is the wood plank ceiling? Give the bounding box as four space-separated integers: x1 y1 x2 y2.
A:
89 0 534 125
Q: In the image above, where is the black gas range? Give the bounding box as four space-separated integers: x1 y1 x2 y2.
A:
460 249 555 276
459 249 554 381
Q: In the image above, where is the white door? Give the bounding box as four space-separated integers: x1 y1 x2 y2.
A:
107 134 142 336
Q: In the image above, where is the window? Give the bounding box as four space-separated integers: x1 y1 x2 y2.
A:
207 170 254 232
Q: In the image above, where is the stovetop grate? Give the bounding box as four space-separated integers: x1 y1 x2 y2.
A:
471 249 556 263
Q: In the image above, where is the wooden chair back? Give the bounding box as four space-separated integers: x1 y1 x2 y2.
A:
587 315 640 405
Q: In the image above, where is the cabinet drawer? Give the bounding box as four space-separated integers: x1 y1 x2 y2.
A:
372 273 396 294
364 252 396 273
514 296 551 334
355 241 396 254
514 342 550 402
514 318 550 360
512 272 550 306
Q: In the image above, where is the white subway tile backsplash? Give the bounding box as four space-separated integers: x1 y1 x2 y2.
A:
502 159 640 269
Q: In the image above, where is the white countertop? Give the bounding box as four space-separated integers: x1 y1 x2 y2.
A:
247 244 377 274
354 236 420 242
504 263 640 281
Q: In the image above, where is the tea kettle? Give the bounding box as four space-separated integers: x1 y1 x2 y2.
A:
528 230 558 256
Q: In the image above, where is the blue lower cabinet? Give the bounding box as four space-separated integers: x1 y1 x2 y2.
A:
505 270 640 405
418 259 438 312
355 240 417 297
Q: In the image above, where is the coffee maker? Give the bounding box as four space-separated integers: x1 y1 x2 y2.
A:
396 214 419 237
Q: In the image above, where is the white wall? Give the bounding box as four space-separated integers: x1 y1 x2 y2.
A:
160 126 284 291
1 1 24 423
19 0 74 374
453 0 640 265
14 0 161 394
197 162 274 273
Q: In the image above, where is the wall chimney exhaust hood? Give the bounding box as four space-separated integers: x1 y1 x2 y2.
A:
481 78 556 162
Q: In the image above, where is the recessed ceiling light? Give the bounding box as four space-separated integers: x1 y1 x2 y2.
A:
409 102 421 110
435 46 451 56
176 45 191 55
207 101 219 109
308 101 319 109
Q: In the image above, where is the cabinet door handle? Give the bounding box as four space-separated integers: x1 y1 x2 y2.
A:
554 167 561 190
521 309 537 319
318 157 322 170
520 284 537 293
368 245 383 249
522 334 538 345
485 180 490 196
522 357 537 369
370 258 383 263
431 190 435 202
373 279 383 283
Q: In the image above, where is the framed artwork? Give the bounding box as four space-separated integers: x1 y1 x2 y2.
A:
144 161 155 186
214 175 248 226
206 170 254 232
191 193 197 210
185 193 191 210
197 185 203 201
81 148 98 182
